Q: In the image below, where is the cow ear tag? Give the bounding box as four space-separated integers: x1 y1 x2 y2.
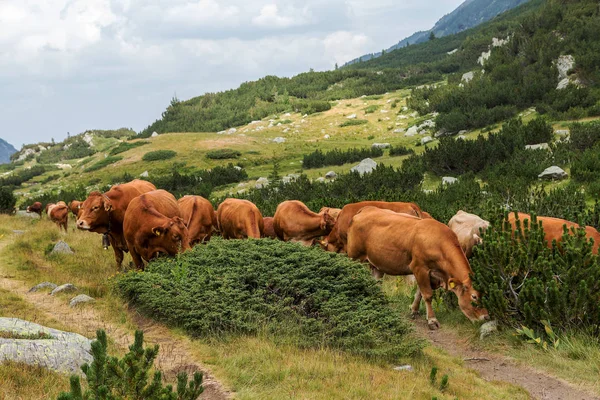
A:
449 281 456 289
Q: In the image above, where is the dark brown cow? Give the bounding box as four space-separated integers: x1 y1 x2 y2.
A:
26 202 43 217
274 200 336 246
347 207 489 329
508 212 600 254
321 201 425 253
47 201 69 232
123 190 190 270
263 217 277 239
177 195 216 246
216 199 264 239
77 179 156 268
68 200 82 217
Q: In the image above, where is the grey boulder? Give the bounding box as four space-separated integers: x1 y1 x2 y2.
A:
421 136 433 145
51 241 73 255
350 158 377 175
538 166 568 180
442 177 458 185
51 284 77 296
325 171 337 179
29 282 57 293
371 143 390 149
69 295 95 308
480 320 498 340
525 143 549 151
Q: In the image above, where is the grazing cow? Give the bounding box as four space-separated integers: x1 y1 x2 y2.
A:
263 217 277 239
321 201 425 253
123 190 190 270
68 200 82 217
274 200 336 246
26 202 43 217
318 207 342 221
77 179 156 268
448 210 490 258
217 199 264 239
177 195 216 246
47 202 69 232
508 212 600 254
347 207 489 329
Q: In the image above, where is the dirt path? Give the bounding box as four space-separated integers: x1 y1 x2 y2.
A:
415 320 599 400
0 234 230 400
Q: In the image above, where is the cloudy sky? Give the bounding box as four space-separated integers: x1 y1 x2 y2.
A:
0 0 464 148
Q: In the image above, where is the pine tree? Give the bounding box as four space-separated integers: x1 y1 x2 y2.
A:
429 32 436 41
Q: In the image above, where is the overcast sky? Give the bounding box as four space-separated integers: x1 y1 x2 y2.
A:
0 0 464 148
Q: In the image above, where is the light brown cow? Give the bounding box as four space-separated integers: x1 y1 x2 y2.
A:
321 201 425 253
508 212 600 254
274 200 336 246
217 199 264 239
347 207 489 329
123 190 190 270
77 179 156 268
26 202 43 217
448 210 490 258
318 207 342 221
47 201 69 232
68 200 82 217
177 195 216 246
263 217 277 239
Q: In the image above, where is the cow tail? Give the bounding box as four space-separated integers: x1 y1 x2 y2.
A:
247 210 260 238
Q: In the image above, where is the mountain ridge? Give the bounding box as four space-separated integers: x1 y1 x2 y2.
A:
0 138 16 164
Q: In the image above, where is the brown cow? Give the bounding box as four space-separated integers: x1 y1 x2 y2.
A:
263 217 277 239
123 190 190 270
319 207 342 221
26 202 43 217
47 202 69 232
77 179 156 268
347 207 489 329
274 200 336 246
321 201 425 253
177 195 216 246
508 212 600 254
448 210 490 258
217 199 264 239
68 200 82 217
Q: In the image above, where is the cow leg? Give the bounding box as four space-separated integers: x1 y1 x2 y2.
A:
370 264 385 280
413 267 439 330
411 287 422 318
108 236 124 270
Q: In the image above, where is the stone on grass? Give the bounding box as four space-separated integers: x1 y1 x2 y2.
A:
255 177 269 189
525 143 549 151
272 137 286 144
442 177 458 185
315 177 326 183
15 211 38 219
139 171 149 178
538 166 568 180
12 230 25 235
0 318 92 374
554 129 569 137
480 320 498 340
151 132 158 137
350 158 377 175
404 126 419 137
51 284 77 296
393 365 414 372
69 295 95 308
28 282 57 293
371 143 390 149
323 134 330 139
325 171 337 179
346 113 357 119
51 241 73 255
421 136 433 145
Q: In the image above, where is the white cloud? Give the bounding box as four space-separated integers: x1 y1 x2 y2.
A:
252 4 304 28
324 31 371 66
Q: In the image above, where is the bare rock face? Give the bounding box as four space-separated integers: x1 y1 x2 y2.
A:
371 143 390 149
0 318 92 374
29 282 57 293
350 158 377 175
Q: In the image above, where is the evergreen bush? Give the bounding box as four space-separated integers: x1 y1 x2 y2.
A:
142 150 177 162
205 149 241 160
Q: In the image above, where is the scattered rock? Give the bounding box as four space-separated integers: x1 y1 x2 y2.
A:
325 171 337 179
393 128 405 134
405 126 419 137
423 189 434 194
56 164 72 170
458 135 467 140
371 143 390 149
28 282 57 293
350 158 377 175
233 166 242 171
434 129 450 138
458 130 468 135
282 128 289 133
462 71 474 83
139 171 149 178
151 132 158 137
51 241 74 255
249 120 261 125
69 295 95 308
443 177 458 185
255 177 269 189
0 318 92 374
525 143 550 151
447 48 458 55
421 136 433 145
228 128 237 134
272 137 286 144
282 174 300 184
380 109 388 114
393 365 414 372
419 120 435 129
539 166 568 180
554 129 569 137
83 133 94 146
346 114 357 119
315 177 326 183
480 320 498 340
217 130 226 135
323 134 330 139
51 284 77 296
283 113 291 117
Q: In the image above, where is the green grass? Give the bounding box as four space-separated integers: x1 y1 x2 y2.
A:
84 156 123 172
364 105 380 114
109 141 149 156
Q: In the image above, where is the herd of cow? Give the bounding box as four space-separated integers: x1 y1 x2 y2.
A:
25 179 600 330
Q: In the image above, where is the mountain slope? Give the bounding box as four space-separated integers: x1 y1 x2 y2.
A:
0 138 16 164
344 0 530 66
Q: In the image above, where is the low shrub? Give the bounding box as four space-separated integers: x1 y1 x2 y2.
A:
570 121 600 152
0 166 46 188
116 239 422 360
302 147 384 169
109 141 149 156
0 187 16 214
364 105 379 114
150 164 247 198
142 150 177 162
340 119 368 127
472 213 600 335
389 146 415 157
84 156 123 172
571 146 600 183
205 149 241 160
27 185 89 206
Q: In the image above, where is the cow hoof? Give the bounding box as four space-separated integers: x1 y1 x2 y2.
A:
427 319 440 330
410 310 419 319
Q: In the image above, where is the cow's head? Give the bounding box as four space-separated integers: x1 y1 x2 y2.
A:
318 237 342 253
319 210 337 233
448 278 489 322
77 192 112 232
145 216 190 259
